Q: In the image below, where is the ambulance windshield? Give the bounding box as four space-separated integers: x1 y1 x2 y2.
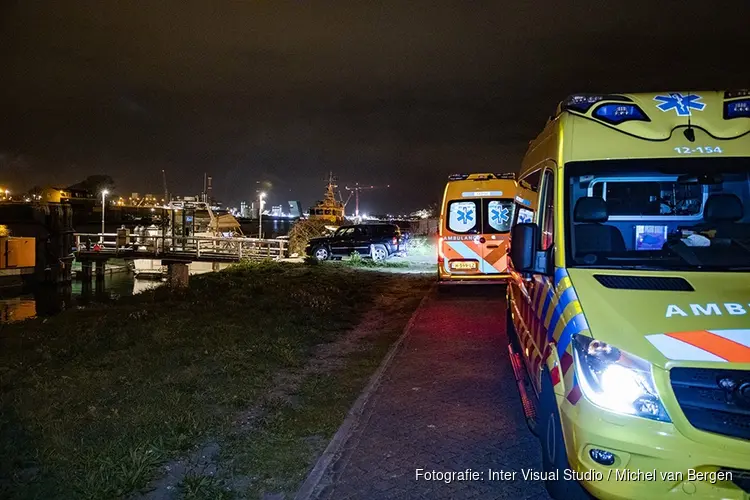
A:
565 157 750 271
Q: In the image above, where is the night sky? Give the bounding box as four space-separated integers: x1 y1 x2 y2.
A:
2 1 750 213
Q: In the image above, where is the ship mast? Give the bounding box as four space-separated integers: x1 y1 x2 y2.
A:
324 172 337 203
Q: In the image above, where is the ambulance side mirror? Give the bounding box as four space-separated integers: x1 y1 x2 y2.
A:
510 223 537 272
510 223 552 276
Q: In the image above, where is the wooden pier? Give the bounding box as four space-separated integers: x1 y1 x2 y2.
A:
74 233 288 286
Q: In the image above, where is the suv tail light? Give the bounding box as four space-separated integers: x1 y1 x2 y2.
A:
392 237 398 245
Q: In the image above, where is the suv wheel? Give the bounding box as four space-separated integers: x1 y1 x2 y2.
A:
372 244 388 262
313 246 330 261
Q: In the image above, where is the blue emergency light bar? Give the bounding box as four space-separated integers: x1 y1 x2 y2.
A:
592 103 650 125
561 94 632 113
724 99 750 119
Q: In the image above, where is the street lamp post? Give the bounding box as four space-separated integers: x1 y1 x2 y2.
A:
258 192 266 238
101 189 109 242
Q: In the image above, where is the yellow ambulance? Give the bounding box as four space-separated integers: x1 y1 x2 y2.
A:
506 91 750 500
438 173 536 284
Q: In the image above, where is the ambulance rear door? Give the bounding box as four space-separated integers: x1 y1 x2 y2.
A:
479 198 515 274
444 198 482 274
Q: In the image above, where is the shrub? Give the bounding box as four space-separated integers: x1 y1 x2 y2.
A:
287 219 332 256
406 235 436 257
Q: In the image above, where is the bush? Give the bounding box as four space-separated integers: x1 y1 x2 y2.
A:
349 251 365 265
287 219 333 256
406 235 436 257
344 252 409 268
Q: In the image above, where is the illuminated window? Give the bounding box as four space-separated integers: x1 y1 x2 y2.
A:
484 199 515 233
516 207 534 224
447 200 478 233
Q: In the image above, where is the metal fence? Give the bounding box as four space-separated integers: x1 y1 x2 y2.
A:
409 218 439 236
74 233 288 261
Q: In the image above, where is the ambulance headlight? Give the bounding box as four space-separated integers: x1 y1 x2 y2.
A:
572 335 670 422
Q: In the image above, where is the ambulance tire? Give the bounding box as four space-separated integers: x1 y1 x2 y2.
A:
539 368 592 500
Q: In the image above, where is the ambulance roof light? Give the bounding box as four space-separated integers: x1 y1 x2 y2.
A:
561 94 632 113
725 99 750 119
725 90 750 99
592 103 650 125
449 173 516 181
448 174 470 181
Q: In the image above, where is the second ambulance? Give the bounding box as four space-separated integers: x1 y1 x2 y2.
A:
438 172 537 283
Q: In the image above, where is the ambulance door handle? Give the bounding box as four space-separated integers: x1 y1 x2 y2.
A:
486 244 499 249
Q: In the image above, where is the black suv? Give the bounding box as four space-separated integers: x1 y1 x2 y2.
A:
306 224 402 261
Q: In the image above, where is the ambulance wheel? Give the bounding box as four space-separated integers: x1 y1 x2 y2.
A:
538 368 592 500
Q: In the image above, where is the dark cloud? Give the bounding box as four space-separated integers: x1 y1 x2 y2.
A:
2 1 750 211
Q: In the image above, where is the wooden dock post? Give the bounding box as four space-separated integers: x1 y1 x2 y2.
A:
81 260 93 282
166 261 189 288
95 261 106 281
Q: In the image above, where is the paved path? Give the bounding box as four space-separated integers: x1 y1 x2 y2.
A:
308 286 551 500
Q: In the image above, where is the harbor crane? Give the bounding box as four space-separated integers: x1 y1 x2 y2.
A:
344 182 390 219
162 169 169 203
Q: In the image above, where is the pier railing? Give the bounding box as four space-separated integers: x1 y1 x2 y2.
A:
74 233 288 261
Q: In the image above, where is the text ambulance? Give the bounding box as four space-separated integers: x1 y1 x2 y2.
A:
438 172 536 283
506 91 750 500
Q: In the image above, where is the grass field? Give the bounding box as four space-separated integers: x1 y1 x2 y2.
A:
0 261 432 499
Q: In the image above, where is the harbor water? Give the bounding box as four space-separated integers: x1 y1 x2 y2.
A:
0 272 158 324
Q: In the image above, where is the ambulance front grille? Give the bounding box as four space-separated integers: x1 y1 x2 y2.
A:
593 274 694 291
670 367 750 441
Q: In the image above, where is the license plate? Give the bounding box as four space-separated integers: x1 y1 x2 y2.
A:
451 261 477 270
